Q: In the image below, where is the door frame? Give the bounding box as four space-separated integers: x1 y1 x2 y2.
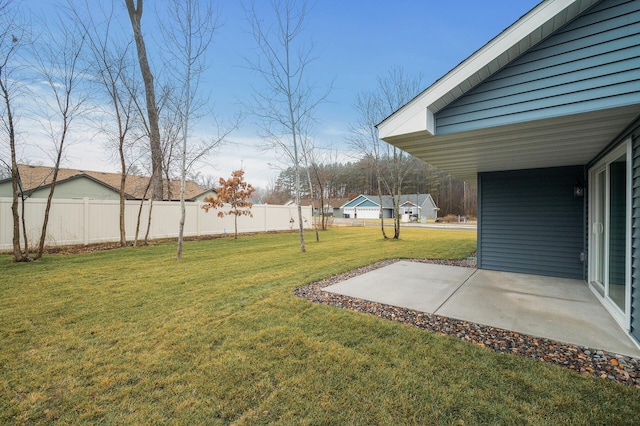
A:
588 139 632 331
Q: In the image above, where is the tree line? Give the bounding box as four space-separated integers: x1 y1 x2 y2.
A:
264 154 478 218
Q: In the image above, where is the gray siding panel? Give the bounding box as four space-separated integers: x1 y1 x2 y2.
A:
631 135 640 342
436 0 640 135
478 166 586 279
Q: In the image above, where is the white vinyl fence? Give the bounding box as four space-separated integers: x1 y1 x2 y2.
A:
0 197 312 250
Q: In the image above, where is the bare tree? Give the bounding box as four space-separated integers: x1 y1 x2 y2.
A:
300 134 322 239
31 14 87 259
157 82 182 200
308 150 336 231
351 90 389 238
125 0 163 201
378 68 423 238
351 66 422 239
160 0 218 260
244 0 330 252
75 0 138 247
0 0 29 261
189 170 217 189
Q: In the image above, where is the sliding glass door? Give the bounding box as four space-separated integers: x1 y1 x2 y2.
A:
589 142 630 326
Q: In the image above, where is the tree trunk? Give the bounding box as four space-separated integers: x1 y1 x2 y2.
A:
13 167 29 257
376 177 388 239
393 187 401 239
20 196 29 258
234 213 238 239
292 132 305 251
305 164 319 241
176 8 193 260
125 0 163 201
294 161 306 252
35 149 64 259
177 194 186 255
144 199 153 245
11 164 27 262
119 143 127 247
3 79 26 261
177 131 186 257
10 175 21 261
134 179 151 246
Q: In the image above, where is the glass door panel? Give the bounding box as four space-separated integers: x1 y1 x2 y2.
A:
607 154 627 312
593 169 606 286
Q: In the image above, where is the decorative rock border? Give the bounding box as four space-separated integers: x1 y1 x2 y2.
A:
293 258 640 388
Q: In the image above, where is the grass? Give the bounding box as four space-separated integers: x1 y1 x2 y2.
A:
1 227 639 424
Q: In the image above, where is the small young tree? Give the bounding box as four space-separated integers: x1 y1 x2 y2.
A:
350 66 422 239
32 13 87 260
244 0 331 252
75 0 138 247
202 169 255 239
0 0 30 262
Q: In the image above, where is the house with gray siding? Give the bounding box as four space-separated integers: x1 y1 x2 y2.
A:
341 194 438 220
378 0 640 346
0 165 216 201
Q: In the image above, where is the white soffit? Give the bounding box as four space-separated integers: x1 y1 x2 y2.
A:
385 106 640 184
377 0 600 140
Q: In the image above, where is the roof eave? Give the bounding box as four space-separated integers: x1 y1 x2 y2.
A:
377 0 599 140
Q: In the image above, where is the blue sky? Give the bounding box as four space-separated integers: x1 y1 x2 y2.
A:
20 0 541 188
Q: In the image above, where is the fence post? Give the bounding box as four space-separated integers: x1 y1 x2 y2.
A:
82 197 89 246
264 204 268 232
196 202 200 237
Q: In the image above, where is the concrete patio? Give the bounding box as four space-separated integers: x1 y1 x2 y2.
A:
324 261 640 358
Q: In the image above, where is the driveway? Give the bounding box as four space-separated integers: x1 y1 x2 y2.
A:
324 261 640 358
330 217 477 231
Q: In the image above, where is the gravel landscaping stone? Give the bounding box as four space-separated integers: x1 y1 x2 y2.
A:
293 258 640 388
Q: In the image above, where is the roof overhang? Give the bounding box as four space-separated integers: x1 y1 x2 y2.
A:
384 106 640 184
377 0 600 140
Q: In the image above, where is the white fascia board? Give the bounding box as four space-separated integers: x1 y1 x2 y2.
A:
343 195 379 209
377 0 581 140
378 107 433 141
340 195 365 208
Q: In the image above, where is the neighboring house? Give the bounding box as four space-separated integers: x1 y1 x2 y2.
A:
378 0 640 345
286 197 352 216
341 194 437 220
328 197 352 217
0 165 216 201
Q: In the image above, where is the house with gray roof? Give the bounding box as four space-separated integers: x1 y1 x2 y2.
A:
341 194 437 221
378 0 640 346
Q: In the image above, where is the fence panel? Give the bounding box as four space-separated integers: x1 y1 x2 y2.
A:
0 197 311 250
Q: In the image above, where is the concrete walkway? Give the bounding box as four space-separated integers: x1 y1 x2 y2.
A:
324 261 640 357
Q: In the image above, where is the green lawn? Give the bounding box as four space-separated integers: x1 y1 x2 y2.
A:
2 227 639 424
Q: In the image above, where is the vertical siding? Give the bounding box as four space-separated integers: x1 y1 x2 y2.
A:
631 136 640 342
478 166 586 279
436 0 640 134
